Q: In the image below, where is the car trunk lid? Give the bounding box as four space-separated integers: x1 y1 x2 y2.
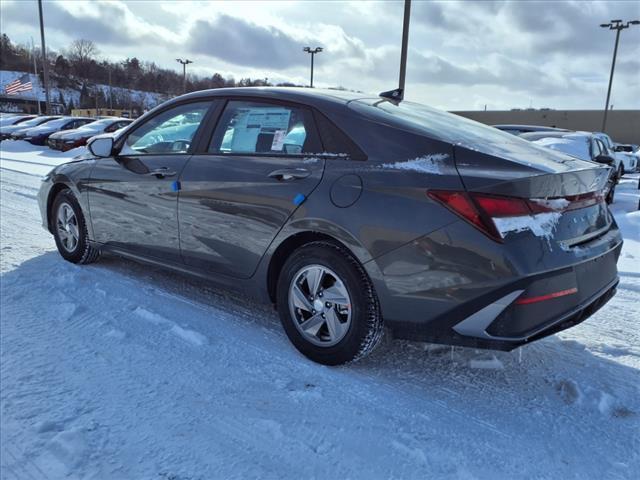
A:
453 144 613 246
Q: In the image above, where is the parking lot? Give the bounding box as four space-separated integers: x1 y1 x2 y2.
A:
1 139 639 478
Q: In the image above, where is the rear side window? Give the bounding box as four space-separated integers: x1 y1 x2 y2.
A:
313 111 367 161
209 101 321 155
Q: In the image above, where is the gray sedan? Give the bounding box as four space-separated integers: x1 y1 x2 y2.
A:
38 88 622 365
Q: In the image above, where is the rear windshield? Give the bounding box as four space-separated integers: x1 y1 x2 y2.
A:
532 136 591 161
351 99 520 147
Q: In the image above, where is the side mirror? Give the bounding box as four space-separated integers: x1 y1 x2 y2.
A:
595 154 614 165
88 136 114 158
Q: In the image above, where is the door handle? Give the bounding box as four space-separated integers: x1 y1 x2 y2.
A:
268 168 310 181
145 167 177 178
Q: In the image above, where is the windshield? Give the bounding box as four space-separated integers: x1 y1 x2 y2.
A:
37 118 74 129
532 136 591 161
77 119 113 131
16 116 58 128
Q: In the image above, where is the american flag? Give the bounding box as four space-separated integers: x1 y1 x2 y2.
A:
4 74 33 95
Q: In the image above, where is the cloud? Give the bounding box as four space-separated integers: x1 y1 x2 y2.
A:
0 0 637 110
186 15 314 69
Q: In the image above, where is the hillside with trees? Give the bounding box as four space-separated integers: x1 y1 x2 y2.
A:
0 34 298 114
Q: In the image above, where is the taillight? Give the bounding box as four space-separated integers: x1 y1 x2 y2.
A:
428 190 604 242
428 191 502 241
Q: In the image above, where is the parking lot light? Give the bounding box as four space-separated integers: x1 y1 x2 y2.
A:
600 19 640 132
176 58 193 94
303 47 323 88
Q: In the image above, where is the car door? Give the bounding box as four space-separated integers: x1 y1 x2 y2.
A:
87 100 214 262
178 99 326 278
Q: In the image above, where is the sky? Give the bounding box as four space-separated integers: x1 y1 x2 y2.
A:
1 0 639 111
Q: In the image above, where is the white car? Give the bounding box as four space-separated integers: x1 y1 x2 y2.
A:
613 144 639 173
593 133 628 179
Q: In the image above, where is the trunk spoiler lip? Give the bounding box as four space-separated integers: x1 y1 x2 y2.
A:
458 166 611 199
451 144 611 198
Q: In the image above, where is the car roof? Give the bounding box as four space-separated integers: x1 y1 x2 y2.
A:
175 87 376 108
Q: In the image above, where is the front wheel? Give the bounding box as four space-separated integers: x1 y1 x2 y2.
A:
277 242 383 365
52 189 100 264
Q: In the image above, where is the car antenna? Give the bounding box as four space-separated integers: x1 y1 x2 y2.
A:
379 0 411 103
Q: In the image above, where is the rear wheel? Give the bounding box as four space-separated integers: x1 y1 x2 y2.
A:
52 189 100 264
276 241 383 365
617 164 623 182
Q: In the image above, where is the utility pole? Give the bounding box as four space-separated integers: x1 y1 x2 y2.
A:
108 66 113 111
303 47 323 87
176 58 193 94
31 37 41 115
398 0 411 99
37 0 51 114
600 19 639 132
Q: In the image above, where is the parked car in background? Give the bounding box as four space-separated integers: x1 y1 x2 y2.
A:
15 117 93 145
593 132 628 180
0 115 61 141
613 144 639 173
48 118 133 151
0 114 36 127
521 131 618 203
38 87 621 365
493 124 570 135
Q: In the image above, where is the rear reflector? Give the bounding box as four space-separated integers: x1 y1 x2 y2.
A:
515 287 578 305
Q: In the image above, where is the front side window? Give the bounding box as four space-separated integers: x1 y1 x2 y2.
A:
122 101 211 155
209 101 319 155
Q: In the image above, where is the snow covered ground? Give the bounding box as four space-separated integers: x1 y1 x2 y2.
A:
1 141 639 479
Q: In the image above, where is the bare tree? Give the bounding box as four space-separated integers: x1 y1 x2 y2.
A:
67 39 98 74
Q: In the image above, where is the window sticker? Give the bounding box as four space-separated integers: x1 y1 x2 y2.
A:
271 129 286 151
227 107 292 152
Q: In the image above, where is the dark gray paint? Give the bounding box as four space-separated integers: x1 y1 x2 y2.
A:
38 87 623 352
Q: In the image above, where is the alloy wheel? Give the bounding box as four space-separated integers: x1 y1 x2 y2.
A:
56 202 79 252
288 264 352 347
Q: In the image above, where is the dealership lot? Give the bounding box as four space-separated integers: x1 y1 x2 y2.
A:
1 141 639 478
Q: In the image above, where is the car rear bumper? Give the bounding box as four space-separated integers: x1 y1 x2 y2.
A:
368 219 623 351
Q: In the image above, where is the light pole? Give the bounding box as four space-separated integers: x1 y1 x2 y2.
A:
600 19 639 132
37 0 51 114
303 47 323 87
176 58 193 94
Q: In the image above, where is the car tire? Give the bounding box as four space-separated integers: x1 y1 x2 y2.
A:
52 189 100 264
276 241 383 365
617 165 623 182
